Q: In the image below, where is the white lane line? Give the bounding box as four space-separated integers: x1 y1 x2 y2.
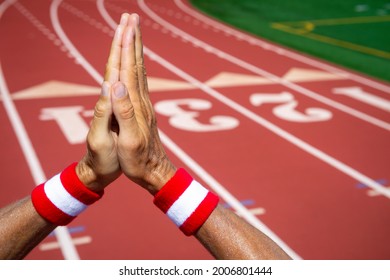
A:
0 0 79 260
97 0 302 259
174 0 390 94
333 86 390 112
0 0 16 16
139 0 390 132
51 2 102 84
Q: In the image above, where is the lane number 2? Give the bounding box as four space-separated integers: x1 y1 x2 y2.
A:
250 92 332 122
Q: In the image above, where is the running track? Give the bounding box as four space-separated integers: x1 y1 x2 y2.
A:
0 0 389 260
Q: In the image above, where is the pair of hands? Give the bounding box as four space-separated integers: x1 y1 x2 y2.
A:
76 13 176 195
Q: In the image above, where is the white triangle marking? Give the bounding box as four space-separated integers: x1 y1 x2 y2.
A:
11 80 100 100
147 77 194 91
205 72 271 87
283 68 344 82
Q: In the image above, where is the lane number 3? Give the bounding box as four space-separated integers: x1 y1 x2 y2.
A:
154 98 239 132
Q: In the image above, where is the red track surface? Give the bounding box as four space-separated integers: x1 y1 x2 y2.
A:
0 0 389 260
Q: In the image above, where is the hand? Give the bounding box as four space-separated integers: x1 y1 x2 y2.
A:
109 13 176 194
76 81 121 193
74 15 133 192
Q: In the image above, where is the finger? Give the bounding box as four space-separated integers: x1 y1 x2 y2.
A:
120 15 145 120
133 14 154 122
133 14 144 68
111 81 139 136
88 81 113 145
104 13 129 83
134 14 145 89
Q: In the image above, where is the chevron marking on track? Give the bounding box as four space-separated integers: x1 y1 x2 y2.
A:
4 68 345 100
11 81 100 99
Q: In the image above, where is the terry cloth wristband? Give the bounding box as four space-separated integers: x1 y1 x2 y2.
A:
31 162 103 225
153 168 219 236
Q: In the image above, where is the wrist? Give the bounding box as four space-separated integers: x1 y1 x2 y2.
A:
31 163 104 225
153 168 219 236
145 162 177 195
76 159 106 193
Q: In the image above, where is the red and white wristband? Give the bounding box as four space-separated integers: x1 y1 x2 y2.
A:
154 168 219 236
31 162 103 226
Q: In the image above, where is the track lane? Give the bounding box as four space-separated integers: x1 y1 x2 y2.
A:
172 0 390 120
0 0 88 260
175 0 390 94
140 0 390 131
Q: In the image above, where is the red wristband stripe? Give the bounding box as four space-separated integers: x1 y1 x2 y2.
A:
31 163 103 226
179 191 220 236
60 163 103 205
31 183 76 225
153 168 193 213
153 168 219 236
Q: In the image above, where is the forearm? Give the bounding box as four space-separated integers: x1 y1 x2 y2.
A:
195 205 291 260
151 167 290 259
0 196 56 259
0 161 109 260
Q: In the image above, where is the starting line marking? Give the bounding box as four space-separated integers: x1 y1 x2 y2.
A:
39 236 92 252
223 199 266 216
356 179 390 197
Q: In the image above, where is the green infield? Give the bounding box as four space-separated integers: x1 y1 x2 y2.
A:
190 0 390 82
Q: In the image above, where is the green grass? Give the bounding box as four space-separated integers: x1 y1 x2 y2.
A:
190 0 390 82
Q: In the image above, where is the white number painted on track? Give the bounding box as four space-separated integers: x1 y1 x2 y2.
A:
39 106 92 144
333 87 390 112
39 93 333 143
154 98 239 132
250 92 332 122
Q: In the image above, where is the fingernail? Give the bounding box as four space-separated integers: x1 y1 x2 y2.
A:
120 13 129 25
113 82 126 98
101 81 110 97
132 14 139 25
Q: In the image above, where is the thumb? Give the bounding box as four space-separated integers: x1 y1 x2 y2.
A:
111 81 139 135
88 81 113 139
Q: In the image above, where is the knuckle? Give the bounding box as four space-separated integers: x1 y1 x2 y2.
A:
119 102 135 120
94 100 108 119
130 64 141 79
87 135 100 152
87 132 109 152
119 135 145 152
136 64 146 76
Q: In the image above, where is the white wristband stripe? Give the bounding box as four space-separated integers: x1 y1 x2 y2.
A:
44 173 88 217
166 180 208 227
